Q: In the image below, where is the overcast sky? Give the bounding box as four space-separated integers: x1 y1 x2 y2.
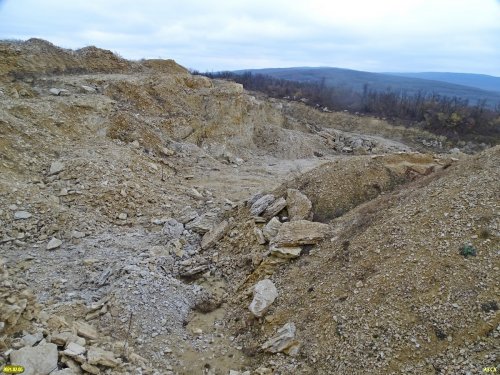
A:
0 0 499 75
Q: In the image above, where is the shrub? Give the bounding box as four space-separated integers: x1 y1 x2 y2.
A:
459 244 477 258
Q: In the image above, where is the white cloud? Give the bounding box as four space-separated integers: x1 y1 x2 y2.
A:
0 0 499 74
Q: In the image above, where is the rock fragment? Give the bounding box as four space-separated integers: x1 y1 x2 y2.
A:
81 363 100 374
254 227 267 244
262 197 287 219
177 206 198 224
49 88 70 96
14 211 32 220
46 237 62 250
162 219 184 240
50 331 86 347
10 343 58 375
185 211 218 234
246 192 263 207
270 246 302 259
249 279 278 317
261 322 300 356
272 220 329 247
250 194 275 216
48 160 65 175
188 187 204 200
73 321 98 340
21 332 43 347
262 217 282 241
287 189 313 221
87 346 120 367
62 342 86 361
201 220 229 250
179 264 209 278
81 85 97 93
160 147 175 156
71 230 86 239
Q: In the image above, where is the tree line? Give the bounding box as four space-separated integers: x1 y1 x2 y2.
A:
195 71 499 144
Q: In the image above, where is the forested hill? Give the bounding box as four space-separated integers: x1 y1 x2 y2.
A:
385 72 500 93
233 67 500 108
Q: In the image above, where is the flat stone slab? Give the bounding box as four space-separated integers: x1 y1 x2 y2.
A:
270 246 302 259
87 346 120 368
262 197 287 219
10 343 58 375
201 220 229 250
250 194 275 216
14 211 32 220
272 220 329 247
46 237 62 250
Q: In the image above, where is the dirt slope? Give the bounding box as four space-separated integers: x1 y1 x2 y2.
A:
214 147 499 374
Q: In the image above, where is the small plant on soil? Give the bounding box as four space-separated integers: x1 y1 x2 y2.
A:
459 244 477 258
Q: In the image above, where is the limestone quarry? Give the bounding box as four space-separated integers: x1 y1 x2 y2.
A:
0 39 498 375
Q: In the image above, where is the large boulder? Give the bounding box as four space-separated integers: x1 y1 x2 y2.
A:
286 189 312 221
249 279 278 317
272 220 329 247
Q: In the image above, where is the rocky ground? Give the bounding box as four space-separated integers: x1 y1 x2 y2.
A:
0 39 498 375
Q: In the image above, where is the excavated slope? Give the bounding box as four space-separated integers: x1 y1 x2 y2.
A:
214 147 499 374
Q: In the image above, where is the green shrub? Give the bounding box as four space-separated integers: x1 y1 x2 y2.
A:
459 244 477 258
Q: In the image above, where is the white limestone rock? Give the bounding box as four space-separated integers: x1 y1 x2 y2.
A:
46 237 62 250
249 279 278 317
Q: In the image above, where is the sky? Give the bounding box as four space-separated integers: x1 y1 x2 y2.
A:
0 0 499 75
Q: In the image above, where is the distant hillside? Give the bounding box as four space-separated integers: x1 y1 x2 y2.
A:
233 67 500 108
385 72 500 93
